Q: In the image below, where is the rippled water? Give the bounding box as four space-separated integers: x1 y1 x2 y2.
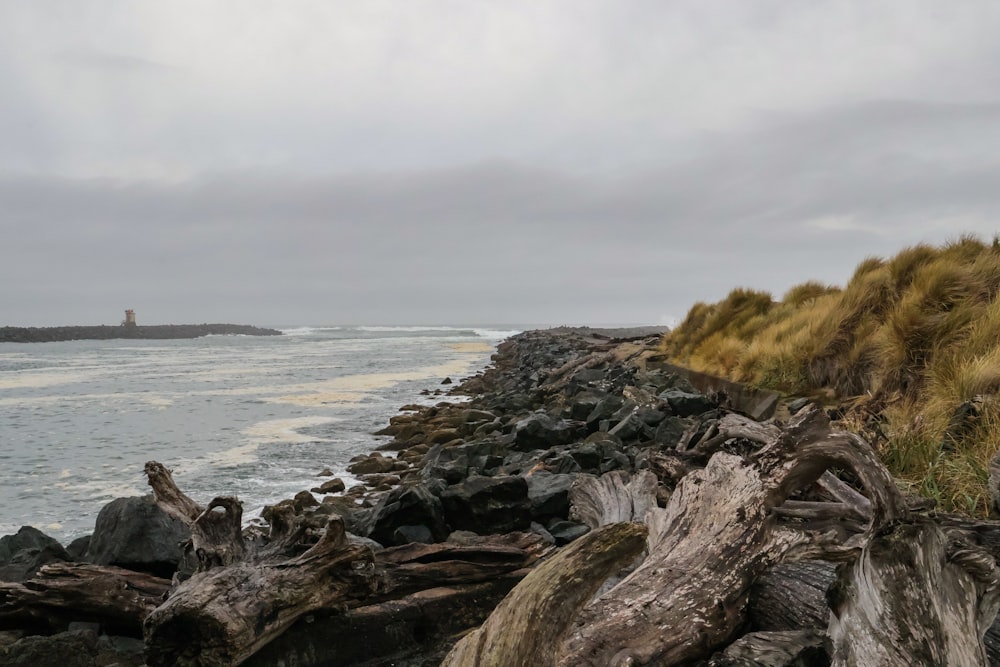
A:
0 326 517 542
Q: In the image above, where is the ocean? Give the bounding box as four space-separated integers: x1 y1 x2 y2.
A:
0 326 517 543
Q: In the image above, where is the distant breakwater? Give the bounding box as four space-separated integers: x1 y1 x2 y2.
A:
0 324 283 343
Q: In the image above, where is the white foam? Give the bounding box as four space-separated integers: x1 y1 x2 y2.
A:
242 416 340 445
473 328 521 340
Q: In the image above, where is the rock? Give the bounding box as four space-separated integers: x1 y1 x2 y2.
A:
440 475 531 535
311 478 346 495
566 391 606 422
658 388 716 417
0 628 98 667
66 535 91 562
86 495 190 578
422 440 507 484
426 428 463 445
525 472 575 521
0 526 70 582
570 443 603 471
546 519 590 545
362 483 449 546
609 411 645 441
586 396 625 427
441 377 453 385
393 524 435 544
317 468 335 477
96 634 146 667
654 416 690 448
347 453 399 475
293 491 320 511
786 398 813 415
512 413 586 451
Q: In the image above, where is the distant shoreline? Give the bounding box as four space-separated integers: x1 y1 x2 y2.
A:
0 324 283 343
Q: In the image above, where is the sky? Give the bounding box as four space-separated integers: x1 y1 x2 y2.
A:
3 2 1000 327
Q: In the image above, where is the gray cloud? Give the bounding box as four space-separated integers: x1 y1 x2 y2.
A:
2 3 1000 326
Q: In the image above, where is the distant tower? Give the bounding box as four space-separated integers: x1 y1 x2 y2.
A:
123 309 137 327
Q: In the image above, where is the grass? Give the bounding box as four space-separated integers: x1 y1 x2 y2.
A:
661 235 1000 515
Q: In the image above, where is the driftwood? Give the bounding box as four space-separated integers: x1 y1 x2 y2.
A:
443 407 1000 666
0 562 170 635
441 522 648 667
140 461 552 665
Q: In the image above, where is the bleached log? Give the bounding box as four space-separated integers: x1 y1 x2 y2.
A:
440 522 648 667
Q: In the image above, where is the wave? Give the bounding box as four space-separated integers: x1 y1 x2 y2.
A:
278 326 344 336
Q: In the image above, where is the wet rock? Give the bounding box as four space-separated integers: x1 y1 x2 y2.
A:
347 453 399 475
293 491 320 511
0 526 70 582
311 477 346 495
86 495 189 578
441 377 453 385
440 475 531 535
362 483 449 546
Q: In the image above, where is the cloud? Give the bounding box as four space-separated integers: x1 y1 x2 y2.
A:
2 3 1000 325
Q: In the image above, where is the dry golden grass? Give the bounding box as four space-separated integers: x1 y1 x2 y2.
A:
662 236 1000 514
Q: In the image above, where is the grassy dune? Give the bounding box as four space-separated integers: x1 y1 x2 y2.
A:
662 234 1000 514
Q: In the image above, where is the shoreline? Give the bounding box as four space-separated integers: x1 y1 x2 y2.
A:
0 323 283 343
10 325 986 665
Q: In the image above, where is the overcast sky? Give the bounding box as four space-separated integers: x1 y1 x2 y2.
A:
3 2 1000 327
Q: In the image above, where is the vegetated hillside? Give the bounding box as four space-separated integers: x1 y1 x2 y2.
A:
662 234 1000 514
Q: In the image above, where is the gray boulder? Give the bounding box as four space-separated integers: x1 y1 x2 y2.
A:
0 526 70 582
85 495 190 578
440 475 531 535
362 483 449 546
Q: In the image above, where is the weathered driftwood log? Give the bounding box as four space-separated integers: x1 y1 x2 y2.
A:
446 407 1000 666
441 522 648 667
827 520 1000 666
707 630 828 667
553 408 896 666
0 562 170 635
143 515 376 666
144 462 246 570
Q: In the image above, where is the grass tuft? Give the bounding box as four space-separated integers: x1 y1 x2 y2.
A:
661 236 1000 514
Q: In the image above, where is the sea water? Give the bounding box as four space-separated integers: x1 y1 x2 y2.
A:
0 326 518 542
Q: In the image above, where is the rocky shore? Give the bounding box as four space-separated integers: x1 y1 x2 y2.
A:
0 324 282 343
3 327 1000 665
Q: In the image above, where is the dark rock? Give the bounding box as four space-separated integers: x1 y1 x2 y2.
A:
654 416 690 448
422 439 508 484
0 628 98 667
512 413 586 451
545 452 583 475
609 411 645 441
570 443 603 471
86 495 190 578
441 377 453 385
311 477 347 495
317 468 335 477
658 388 716 417
586 396 624 426
787 397 813 415
363 483 449 546
96 634 145 667
347 453 398 475
566 391 606 422
66 535 91 561
440 475 531 535
393 525 435 544
293 491 320 511
636 406 667 426
426 428 462 445
525 472 575 521
0 526 70 582
547 520 590 545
